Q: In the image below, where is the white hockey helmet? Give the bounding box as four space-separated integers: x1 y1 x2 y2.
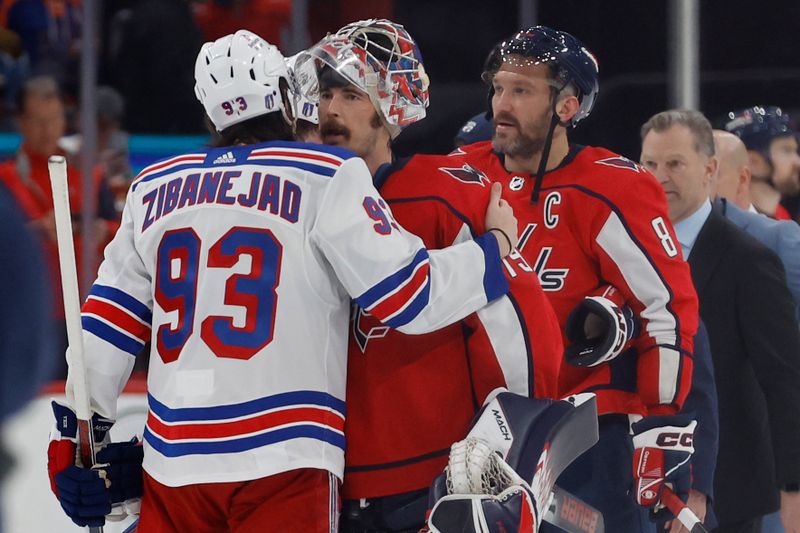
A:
194 29 293 132
298 19 430 139
286 52 319 125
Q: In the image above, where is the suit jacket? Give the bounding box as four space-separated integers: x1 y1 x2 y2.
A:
688 209 800 525
715 197 800 318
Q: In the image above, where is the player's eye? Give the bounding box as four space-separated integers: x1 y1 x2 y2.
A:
319 91 332 101
513 87 528 95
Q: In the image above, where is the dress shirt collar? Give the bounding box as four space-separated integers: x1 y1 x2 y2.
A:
673 199 712 259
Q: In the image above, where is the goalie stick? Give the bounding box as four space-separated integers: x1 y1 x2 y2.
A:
49 155 103 533
661 486 709 533
543 485 604 533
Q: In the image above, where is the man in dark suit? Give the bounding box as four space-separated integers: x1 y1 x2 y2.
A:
712 130 800 318
641 109 800 533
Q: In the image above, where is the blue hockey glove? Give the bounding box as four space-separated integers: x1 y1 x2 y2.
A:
565 285 640 367
47 401 143 527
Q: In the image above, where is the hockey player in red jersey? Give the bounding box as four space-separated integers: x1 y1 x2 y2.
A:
295 19 565 533
45 30 522 532
452 27 700 532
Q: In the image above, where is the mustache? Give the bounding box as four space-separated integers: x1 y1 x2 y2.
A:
493 113 520 128
320 120 351 140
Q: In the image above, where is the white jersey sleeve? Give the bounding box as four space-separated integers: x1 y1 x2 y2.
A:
311 157 509 335
69 190 153 421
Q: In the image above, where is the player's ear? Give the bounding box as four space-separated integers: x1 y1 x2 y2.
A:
556 94 580 124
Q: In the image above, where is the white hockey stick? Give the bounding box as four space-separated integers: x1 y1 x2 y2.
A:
661 486 709 533
48 155 104 533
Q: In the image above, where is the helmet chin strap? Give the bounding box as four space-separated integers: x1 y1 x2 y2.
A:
531 83 569 204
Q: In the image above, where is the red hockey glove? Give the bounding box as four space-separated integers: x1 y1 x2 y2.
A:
48 401 142 527
631 414 696 518
565 285 639 367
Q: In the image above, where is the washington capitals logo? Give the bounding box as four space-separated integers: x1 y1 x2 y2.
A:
438 163 490 186
595 157 641 172
352 306 390 353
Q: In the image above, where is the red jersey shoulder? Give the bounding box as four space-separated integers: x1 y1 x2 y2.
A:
381 153 492 218
451 141 496 166
568 146 665 203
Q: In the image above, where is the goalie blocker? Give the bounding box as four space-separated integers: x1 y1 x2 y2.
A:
426 391 599 533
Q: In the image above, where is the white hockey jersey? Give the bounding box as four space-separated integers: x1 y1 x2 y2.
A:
73 141 508 487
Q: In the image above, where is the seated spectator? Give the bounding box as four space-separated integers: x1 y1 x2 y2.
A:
61 85 132 218
0 75 117 373
193 0 291 47
724 106 800 221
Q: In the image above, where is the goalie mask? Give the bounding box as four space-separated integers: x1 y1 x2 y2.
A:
286 52 319 125
194 30 294 132
297 19 430 139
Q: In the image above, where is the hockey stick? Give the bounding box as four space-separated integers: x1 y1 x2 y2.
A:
661 486 709 533
48 155 104 533
543 485 604 533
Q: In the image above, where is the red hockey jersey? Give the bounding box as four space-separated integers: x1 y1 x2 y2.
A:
456 142 699 417
342 155 563 499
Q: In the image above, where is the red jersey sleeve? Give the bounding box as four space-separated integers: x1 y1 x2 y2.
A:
586 169 699 414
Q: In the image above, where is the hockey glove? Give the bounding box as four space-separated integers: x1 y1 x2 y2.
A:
631 414 696 518
47 401 143 527
426 438 539 533
565 285 639 367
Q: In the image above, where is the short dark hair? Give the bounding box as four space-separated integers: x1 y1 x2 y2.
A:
641 109 715 157
208 113 294 147
318 66 351 92
16 76 61 114
294 119 318 142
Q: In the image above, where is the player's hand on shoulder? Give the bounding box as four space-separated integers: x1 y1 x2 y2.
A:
47 401 143 527
485 182 518 257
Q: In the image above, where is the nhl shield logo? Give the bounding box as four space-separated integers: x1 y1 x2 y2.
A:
510 176 525 191
438 163 490 186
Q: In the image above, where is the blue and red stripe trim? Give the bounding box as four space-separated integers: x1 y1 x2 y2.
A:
356 249 432 328
81 284 152 356
144 391 346 458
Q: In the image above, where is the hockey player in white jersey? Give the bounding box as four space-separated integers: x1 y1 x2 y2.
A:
46 30 520 532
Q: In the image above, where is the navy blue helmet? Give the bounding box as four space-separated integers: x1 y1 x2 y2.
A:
483 26 599 125
725 106 794 153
